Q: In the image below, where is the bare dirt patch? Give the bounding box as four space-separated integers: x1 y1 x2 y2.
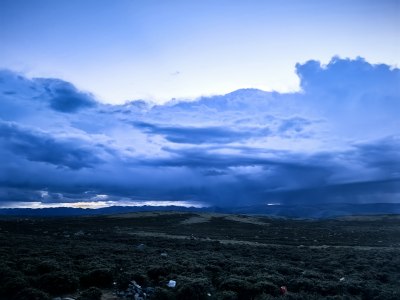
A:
223 215 270 226
180 213 270 226
180 214 212 224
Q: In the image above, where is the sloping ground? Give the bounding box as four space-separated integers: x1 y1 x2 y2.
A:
336 214 400 221
180 213 270 226
0 212 399 299
108 212 400 248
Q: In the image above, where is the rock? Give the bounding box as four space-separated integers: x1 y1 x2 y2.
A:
167 280 176 288
117 280 154 299
160 252 168 257
132 280 141 289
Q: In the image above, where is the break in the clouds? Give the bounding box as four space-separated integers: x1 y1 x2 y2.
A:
0 57 399 208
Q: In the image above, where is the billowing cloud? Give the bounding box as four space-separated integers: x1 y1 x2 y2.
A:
0 121 103 169
0 57 399 208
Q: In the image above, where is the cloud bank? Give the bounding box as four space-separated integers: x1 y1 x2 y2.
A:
0 57 399 208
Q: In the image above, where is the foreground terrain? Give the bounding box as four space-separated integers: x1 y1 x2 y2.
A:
0 212 399 299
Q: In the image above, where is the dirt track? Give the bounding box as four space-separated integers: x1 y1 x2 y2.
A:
128 230 400 251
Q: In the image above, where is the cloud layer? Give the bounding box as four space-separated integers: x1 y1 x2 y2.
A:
0 57 399 207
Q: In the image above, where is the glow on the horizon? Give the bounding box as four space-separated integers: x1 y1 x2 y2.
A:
0 200 209 209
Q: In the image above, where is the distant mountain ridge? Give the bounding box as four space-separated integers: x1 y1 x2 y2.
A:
1 203 400 219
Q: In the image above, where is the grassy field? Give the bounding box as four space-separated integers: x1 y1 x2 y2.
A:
0 212 399 299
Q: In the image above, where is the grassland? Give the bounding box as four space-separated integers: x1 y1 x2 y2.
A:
0 212 399 299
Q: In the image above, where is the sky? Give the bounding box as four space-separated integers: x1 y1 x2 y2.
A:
0 1 399 209
1 0 399 103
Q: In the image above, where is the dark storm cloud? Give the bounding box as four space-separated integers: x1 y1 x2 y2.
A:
354 136 400 172
0 121 102 169
0 57 399 207
0 70 97 115
132 121 270 144
263 178 400 205
0 187 42 203
126 134 400 205
36 78 97 113
138 146 298 169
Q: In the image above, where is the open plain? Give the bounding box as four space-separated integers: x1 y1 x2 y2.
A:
1 212 399 299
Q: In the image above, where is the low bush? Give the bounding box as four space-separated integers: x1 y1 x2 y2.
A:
77 287 102 300
36 260 60 274
148 266 171 281
132 272 149 286
15 288 51 300
176 278 211 300
80 269 113 288
38 271 79 295
216 290 237 300
253 281 278 296
219 277 258 298
152 287 176 300
1 276 29 298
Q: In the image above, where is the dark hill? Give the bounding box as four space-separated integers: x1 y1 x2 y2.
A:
1 203 400 218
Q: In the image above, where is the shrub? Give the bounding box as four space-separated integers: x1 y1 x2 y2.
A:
1 276 29 298
219 277 257 298
216 290 238 300
253 281 278 296
152 287 176 300
205 265 222 274
114 271 148 291
114 272 131 290
36 260 60 274
376 272 390 283
288 278 315 293
317 281 342 296
147 266 171 281
38 271 79 295
372 289 400 300
77 287 103 300
254 294 276 300
15 288 51 300
176 278 211 300
132 272 148 286
344 280 364 296
80 269 113 288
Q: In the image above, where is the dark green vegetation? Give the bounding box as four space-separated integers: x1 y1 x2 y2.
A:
0 212 399 299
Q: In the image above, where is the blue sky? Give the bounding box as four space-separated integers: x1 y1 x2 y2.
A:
0 1 399 208
1 0 399 102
